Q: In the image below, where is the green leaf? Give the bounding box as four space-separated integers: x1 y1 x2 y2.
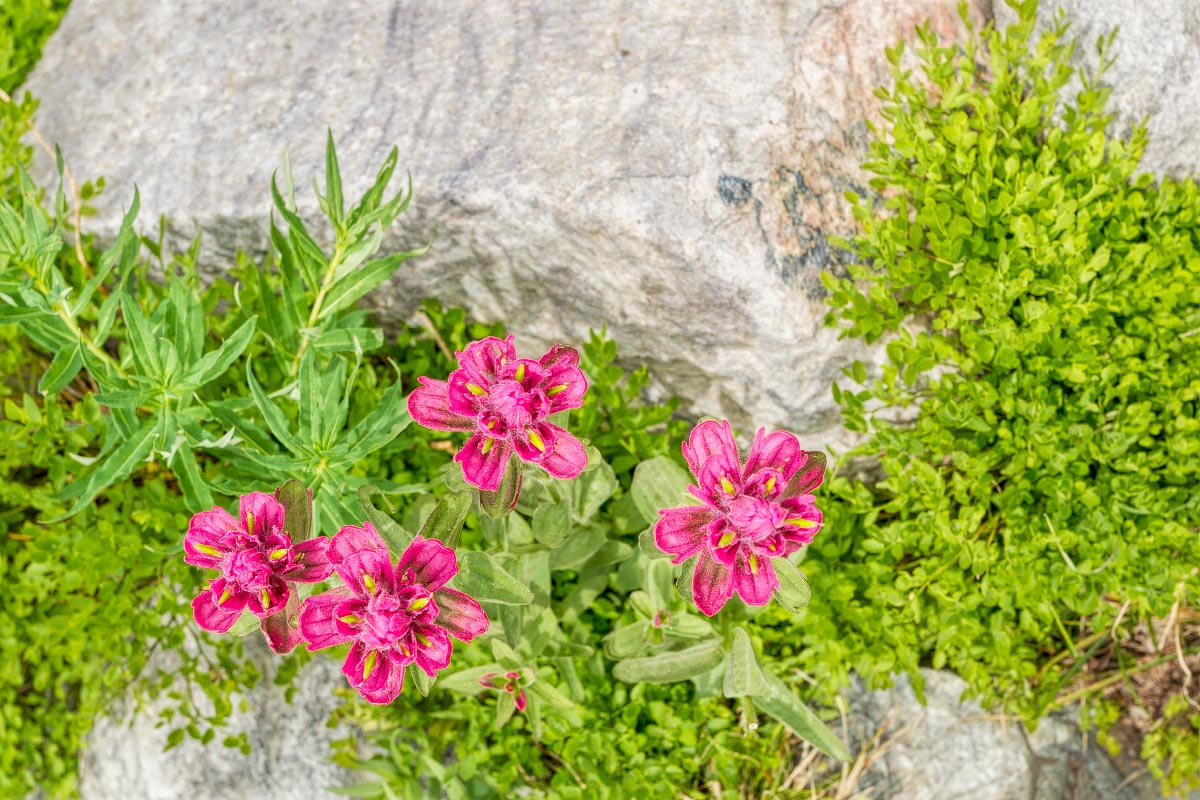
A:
548 526 608 571
495 689 518 728
604 620 650 659
773 558 812 613
183 316 257 387
311 327 384 354
324 130 345 229
571 448 618 522
120 294 162 378
526 678 574 710
754 669 850 761
341 376 411 458
437 664 502 695
171 440 214 511
613 640 724 684
479 456 522 519
320 248 427 319
638 527 669 559
723 627 765 697
532 502 572 547
55 418 157 519
676 556 698 605
630 455 692 521
452 551 534 606
37 343 82 395
245 362 305 455
417 490 472 548
667 614 714 641
409 665 434 698
357 485 413 554
275 480 313 542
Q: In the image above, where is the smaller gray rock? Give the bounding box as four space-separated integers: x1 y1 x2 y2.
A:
78 637 358 800
843 669 1197 800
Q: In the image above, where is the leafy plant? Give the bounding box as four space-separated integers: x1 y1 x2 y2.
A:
818 0 1200 789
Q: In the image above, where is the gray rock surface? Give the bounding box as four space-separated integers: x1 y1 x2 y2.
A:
78 638 356 800
21 0 992 453
844 669 1196 800
994 0 1200 180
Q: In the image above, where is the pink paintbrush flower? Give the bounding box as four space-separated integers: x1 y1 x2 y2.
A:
479 671 527 712
298 524 489 705
407 335 589 492
654 420 826 617
184 492 333 652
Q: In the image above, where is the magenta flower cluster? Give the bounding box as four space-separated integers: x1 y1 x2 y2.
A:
299 525 488 704
186 495 487 704
185 335 829 705
407 336 589 491
654 420 826 616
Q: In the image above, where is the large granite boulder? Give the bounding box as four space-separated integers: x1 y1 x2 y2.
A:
994 0 1200 179
21 0 991 452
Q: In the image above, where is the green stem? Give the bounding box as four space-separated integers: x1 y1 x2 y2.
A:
290 240 347 373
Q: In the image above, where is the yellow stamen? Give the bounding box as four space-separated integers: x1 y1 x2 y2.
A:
546 384 568 396
481 437 495 454
785 517 817 529
466 383 488 396
363 574 377 594
246 511 256 535
415 632 432 646
193 543 222 558
268 548 287 561
749 554 759 575
362 649 378 680
339 614 362 625
768 542 777 553
218 587 232 605
514 363 526 382
720 477 736 495
409 596 431 612
260 589 271 609
528 429 545 452
486 419 497 429
765 475 776 492
717 532 736 549
399 642 412 657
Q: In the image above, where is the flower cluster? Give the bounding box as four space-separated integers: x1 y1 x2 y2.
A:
184 336 829 707
654 420 825 616
185 491 332 653
407 336 589 492
299 525 488 704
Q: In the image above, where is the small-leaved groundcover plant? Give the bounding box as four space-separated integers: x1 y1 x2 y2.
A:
817 0 1200 791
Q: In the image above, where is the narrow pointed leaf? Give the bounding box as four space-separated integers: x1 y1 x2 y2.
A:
612 640 723 684
723 627 765 697
417 490 472 548
754 669 851 761
38 343 82 395
275 479 313 542
357 484 413 553
773 558 812 613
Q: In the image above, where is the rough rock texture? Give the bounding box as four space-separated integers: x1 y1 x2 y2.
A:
77 638 356 800
994 0 1200 179
21 0 994 452
844 669 1199 800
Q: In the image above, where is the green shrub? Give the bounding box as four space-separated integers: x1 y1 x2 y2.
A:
817 1 1200 789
